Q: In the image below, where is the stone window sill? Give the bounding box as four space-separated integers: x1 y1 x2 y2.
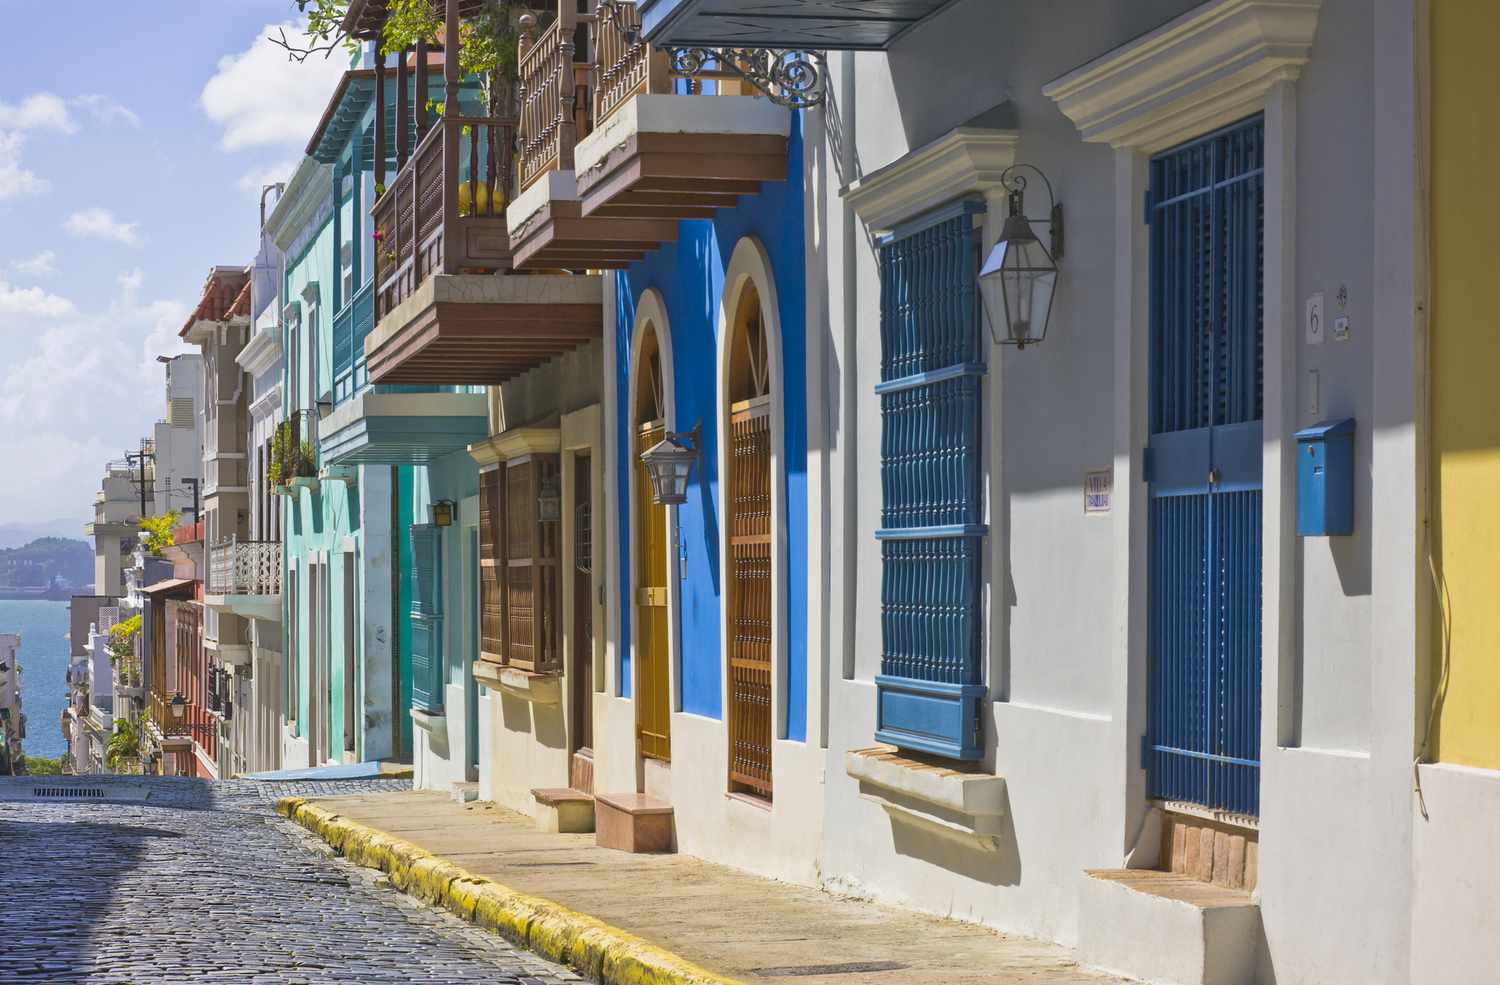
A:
473 659 561 706
845 744 1008 853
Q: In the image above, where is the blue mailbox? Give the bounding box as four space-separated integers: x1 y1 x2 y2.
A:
1295 418 1355 536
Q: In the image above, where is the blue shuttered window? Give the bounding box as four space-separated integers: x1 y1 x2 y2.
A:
874 198 988 761
409 523 445 713
1146 116 1264 816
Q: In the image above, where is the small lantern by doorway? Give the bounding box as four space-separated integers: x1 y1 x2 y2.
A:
640 424 702 507
537 474 562 523
980 165 1063 349
169 691 186 724
430 500 455 528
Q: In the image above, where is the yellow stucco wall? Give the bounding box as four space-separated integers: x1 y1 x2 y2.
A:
1429 3 1500 769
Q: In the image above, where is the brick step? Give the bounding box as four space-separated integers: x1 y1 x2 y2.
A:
1078 869 1261 985
530 787 595 833
594 792 674 854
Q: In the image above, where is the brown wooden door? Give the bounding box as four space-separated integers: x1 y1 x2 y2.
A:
728 397 773 798
635 422 671 762
572 451 594 754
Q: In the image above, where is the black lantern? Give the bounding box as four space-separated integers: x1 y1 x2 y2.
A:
169 691 186 724
980 165 1063 349
430 500 455 527
537 474 562 523
640 424 701 507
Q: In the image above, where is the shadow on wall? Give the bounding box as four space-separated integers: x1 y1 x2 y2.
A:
870 782 1022 887
500 691 566 751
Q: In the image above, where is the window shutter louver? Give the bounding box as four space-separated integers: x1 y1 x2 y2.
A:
409 523 444 712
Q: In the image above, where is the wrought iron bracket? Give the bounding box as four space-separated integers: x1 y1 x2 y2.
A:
667 47 828 109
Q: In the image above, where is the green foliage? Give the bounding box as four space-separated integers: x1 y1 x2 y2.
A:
106 614 142 670
21 755 64 775
139 511 181 557
105 717 141 772
270 420 318 485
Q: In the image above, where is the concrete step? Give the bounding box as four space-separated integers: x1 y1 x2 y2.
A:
450 781 480 804
531 787 595 833
594 791 674 854
1078 869 1262 985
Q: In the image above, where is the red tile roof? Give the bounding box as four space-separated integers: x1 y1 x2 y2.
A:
180 267 250 338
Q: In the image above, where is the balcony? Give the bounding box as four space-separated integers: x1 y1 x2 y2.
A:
205 539 282 623
149 690 217 761
574 6 790 227
507 4 679 270
319 387 489 466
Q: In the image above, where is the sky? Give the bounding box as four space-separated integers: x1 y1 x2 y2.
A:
0 0 351 532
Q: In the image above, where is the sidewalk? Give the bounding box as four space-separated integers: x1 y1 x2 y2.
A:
281 790 1128 985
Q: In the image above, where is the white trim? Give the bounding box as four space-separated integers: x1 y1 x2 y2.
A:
238 323 284 379
625 288 680 735
716 236 791 756
1043 0 1322 153
842 126 1018 233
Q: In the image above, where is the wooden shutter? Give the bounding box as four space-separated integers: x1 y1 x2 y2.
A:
504 455 562 673
728 396 773 797
409 523 444 712
479 467 506 662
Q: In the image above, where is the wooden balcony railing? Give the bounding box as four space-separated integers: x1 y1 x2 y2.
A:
593 0 668 126
518 10 591 192
372 114 517 322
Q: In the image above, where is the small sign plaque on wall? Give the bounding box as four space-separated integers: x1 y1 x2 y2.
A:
1084 469 1113 514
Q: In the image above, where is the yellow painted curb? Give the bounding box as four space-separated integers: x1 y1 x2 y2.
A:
276 796 744 985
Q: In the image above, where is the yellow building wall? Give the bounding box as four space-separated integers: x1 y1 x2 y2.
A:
1430 2 1500 769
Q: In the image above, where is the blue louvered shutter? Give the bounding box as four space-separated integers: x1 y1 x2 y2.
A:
352 283 375 391
409 523 445 713
1145 116 1264 816
873 198 988 761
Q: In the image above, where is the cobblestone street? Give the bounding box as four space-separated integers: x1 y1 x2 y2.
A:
0 776 580 984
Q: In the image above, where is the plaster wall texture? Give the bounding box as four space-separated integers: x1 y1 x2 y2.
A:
807 1 1434 983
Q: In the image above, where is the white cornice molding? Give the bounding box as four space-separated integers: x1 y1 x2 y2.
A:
468 425 561 468
1043 0 1321 152
841 126 1019 233
237 323 283 378
266 156 333 252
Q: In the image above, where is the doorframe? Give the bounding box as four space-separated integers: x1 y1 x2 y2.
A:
562 405 603 759
1109 84 1299 832
625 290 680 740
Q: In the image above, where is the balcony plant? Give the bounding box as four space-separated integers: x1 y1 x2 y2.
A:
269 420 317 494
104 717 141 772
139 511 181 557
106 614 141 670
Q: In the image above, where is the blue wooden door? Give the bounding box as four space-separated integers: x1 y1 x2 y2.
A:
1146 118 1264 816
410 523 445 713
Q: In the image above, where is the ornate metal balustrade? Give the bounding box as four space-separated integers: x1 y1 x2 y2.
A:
208 539 283 597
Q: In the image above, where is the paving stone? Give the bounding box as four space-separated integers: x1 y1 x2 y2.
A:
0 776 577 984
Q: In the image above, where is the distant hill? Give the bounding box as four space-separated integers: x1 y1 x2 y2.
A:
0 537 94 592
0 519 86 550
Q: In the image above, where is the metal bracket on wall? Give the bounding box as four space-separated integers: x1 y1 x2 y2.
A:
667 46 828 108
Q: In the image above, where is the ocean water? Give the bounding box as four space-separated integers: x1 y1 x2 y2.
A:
0 599 71 758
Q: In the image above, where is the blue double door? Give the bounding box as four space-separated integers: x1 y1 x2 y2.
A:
1145 117 1265 816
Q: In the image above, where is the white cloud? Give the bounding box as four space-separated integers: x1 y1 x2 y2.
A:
72 94 141 128
0 279 74 319
201 21 347 151
64 208 142 247
117 268 145 294
0 93 75 133
0 132 47 200
10 250 56 278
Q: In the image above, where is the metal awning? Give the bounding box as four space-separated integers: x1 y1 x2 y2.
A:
637 0 961 50
140 578 196 598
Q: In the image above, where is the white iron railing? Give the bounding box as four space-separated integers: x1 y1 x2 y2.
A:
208 539 282 596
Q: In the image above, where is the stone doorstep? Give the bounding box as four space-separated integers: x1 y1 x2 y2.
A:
1161 810 1259 892
594 791 674 854
1078 869 1261 985
451 781 480 804
531 787 595 834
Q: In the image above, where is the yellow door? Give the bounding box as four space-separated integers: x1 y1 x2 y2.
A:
636 421 672 761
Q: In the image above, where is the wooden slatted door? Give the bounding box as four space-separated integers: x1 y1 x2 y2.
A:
506 456 562 674
1145 117 1265 817
728 397 773 798
572 451 595 756
479 467 506 663
635 421 672 762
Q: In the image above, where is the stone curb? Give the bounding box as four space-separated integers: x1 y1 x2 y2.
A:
276 796 743 985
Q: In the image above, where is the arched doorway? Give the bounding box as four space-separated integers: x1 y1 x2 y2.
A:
633 324 672 763
725 283 773 800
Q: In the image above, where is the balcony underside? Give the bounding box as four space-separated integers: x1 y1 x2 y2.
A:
204 593 282 623
320 390 490 466
637 0 958 50
508 170 677 270
576 95 789 231
367 273 603 386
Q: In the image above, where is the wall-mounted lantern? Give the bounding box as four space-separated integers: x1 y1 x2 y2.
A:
538 474 562 523
640 424 702 507
980 165 1064 349
169 691 186 724
430 500 455 528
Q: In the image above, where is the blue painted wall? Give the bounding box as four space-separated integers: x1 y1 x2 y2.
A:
613 113 808 741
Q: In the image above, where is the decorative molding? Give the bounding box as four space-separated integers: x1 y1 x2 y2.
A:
846 745 1009 853
237 323 284 379
1043 0 1322 152
472 660 562 706
842 126 1018 233
467 425 562 468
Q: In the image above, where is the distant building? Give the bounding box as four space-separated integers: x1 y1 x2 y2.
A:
0 633 23 773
